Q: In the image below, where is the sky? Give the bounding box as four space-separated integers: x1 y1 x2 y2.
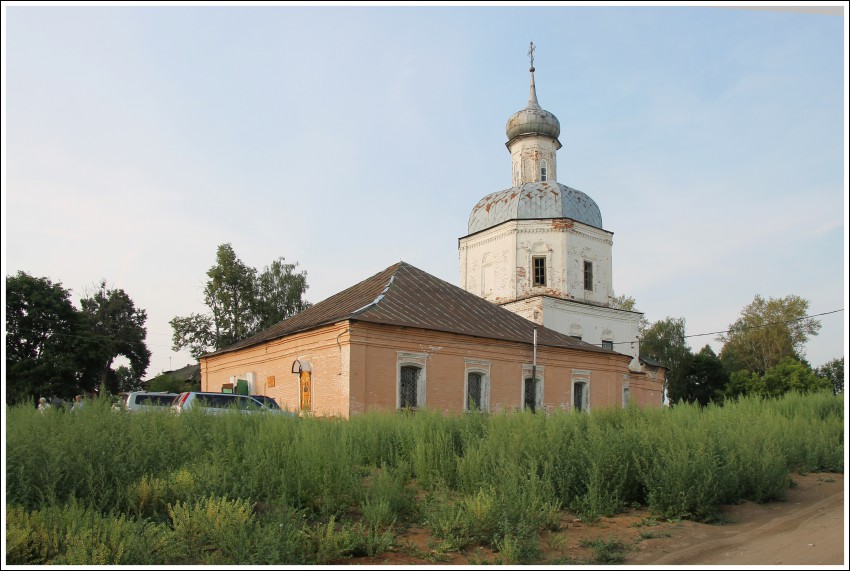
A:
2 2 847 381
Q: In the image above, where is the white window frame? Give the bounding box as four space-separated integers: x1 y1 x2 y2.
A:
397 351 427 410
540 158 548 181
521 364 544 412
532 255 547 287
464 359 491 412
572 369 590 412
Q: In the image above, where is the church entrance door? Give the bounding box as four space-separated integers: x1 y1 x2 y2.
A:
299 370 312 412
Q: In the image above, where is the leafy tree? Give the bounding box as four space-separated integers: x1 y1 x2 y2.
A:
640 317 692 404
255 258 310 332
147 372 199 393
673 345 728 406
725 357 831 399
170 313 216 360
6 273 152 403
718 294 820 375
6 273 84 403
170 243 310 358
79 281 151 394
113 365 144 393
205 243 258 348
815 357 844 395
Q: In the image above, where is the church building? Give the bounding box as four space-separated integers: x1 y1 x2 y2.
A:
197 46 664 417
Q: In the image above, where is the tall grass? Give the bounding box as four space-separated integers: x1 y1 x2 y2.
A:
6 392 843 564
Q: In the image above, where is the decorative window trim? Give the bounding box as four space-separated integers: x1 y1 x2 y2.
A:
572 371 590 412
397 351 427 410
521 364 544 412
464 359 491 412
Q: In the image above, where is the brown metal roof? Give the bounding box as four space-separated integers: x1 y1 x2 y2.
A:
205 261 614 357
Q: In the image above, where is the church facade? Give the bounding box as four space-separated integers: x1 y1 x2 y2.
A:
460 45 644 363
196 47 664 417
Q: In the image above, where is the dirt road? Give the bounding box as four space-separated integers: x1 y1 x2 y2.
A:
627 472 846 566
343 472 846 566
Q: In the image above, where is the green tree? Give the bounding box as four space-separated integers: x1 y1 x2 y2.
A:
170 243 310 358
725 357 831 399
718 294 821 375
205 243 258 347
815 357 844 395
640 317 692 404
255 258 310 332
5 273 93 403
675 345 728 406
170 313 215 360
147 372 199 393
79 281 151 395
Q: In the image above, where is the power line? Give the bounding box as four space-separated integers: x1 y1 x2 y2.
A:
603 309 843 347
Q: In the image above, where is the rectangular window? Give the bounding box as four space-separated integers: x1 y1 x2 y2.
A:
399 366 419 409
602 340 614 351
533 256 546 286
574 382 588 412
583 261 593 291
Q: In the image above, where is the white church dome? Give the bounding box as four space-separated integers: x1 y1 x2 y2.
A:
467 181 603 234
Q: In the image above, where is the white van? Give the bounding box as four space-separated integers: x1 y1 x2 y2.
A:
125 391 180 412
170 392 294 416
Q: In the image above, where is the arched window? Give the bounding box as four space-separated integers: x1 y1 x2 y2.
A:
514 163 521 187
540 159 548 181
622 386 631 408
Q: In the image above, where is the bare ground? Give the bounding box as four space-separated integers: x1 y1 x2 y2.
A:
338 472 846 566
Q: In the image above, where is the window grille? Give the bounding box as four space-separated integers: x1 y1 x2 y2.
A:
467 372 482 411
602 340 614 350
400 366 419 409
540 159 548 181
583 261 593 291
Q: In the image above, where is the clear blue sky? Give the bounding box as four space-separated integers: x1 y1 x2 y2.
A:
3 3 847 379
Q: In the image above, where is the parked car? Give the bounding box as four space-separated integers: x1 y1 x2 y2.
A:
170 392 295 416
124 391 180 412
250 395 284 410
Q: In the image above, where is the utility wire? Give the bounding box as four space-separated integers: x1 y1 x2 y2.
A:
603 309 843 347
